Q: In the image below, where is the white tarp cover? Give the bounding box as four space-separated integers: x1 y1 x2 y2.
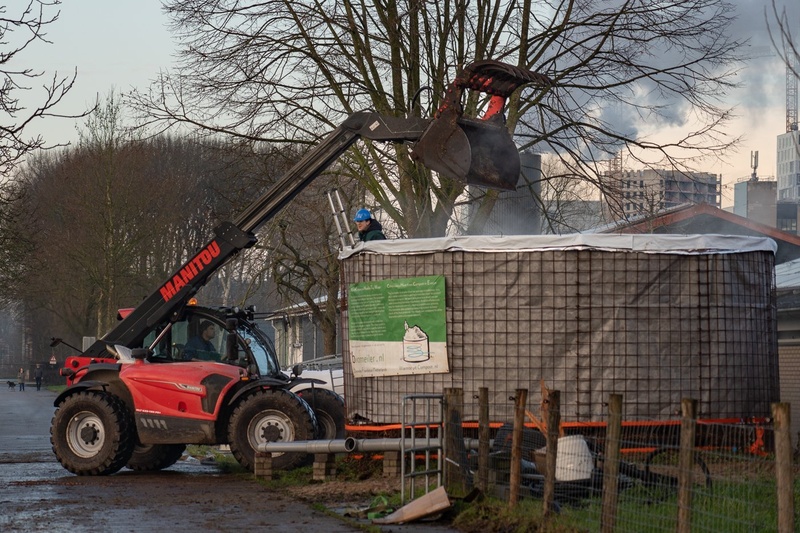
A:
339 233 777 259
340 232 779 425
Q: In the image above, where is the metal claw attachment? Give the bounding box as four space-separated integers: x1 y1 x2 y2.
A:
412 60 551 190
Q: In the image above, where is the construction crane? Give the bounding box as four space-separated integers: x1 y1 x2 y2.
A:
786 51 798 132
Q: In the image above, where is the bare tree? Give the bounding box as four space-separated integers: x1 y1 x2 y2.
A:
537 154 607 234
11 94 278 348
0 1 82 173
0 1 84 300
128 0 744 237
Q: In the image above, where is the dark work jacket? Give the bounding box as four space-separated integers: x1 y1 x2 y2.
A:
358 219 387 242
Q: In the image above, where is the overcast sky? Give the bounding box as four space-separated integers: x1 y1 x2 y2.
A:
19 0 800 208
21 2 174 144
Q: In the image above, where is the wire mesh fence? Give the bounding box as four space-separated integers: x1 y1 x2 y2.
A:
338 235 788 529
340 237 778 427
433 391 797 532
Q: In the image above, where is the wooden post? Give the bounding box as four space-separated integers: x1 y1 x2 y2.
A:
773 402 794 533
509 388 528 509
542 389 560 517
444 388 467 496
601 394 622 533
477 387 490 494
677 398 697 533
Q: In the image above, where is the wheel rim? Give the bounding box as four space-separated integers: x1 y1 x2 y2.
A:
66 410 106 458
248 409 295 454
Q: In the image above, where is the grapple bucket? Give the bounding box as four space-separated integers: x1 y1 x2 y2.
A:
412 60 550 191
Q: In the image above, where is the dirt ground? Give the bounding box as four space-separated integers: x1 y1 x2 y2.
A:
0 389 457 532
1 453 457 532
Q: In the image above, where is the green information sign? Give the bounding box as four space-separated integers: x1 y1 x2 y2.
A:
348 275 448 377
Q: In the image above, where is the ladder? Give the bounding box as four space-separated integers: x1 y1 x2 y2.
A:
327 188 356 250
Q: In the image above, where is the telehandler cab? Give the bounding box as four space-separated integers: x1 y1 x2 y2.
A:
49 60 550 475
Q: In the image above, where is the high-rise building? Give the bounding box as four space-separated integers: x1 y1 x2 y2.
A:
777 131 800 201
734 179 777 228
612 169 720 218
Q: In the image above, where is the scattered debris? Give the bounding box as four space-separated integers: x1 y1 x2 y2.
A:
372 486 451 525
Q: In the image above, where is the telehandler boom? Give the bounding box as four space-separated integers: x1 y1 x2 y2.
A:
50 60 550 476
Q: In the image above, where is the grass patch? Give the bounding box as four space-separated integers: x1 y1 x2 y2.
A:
553 475 800 532
452 497 586 532
259 463 315 489
258 454 386 489
335 453 384 481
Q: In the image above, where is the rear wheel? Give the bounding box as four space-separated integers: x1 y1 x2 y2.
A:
640 447 712 502
228 389 317 471
295 388 345 440
126 443 186 471
50 391 135 476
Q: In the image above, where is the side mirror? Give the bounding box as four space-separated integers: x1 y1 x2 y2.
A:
291 364 303 377
131 348 149 360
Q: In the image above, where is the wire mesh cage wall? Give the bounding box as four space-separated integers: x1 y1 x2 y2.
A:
340 235 779 426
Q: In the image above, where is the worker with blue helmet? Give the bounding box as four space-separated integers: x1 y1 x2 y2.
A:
353 208 386 242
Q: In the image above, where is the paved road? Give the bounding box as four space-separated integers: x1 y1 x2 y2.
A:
0 386 456 532
0 384 54 462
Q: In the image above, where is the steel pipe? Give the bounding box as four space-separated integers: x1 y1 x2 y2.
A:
257 438 356 454
257 437 484 455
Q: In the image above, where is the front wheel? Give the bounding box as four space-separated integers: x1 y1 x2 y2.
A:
228 389 317 471
295 388 346 440
50 390 135 476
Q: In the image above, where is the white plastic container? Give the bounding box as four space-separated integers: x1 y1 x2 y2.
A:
554 435 593 482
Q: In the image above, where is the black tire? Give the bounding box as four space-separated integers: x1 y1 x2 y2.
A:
228 388 317 472
641 447 712 502
50 390 135 476
295 388 346 440
126 443 186 471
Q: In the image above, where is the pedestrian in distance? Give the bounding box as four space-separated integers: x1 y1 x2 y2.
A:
353 208 387 242
17 367 25 391
34 364 43 391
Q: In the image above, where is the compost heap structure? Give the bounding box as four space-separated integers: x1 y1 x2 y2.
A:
339 234 779 424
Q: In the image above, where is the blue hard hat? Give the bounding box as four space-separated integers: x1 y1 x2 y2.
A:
354 208 372 222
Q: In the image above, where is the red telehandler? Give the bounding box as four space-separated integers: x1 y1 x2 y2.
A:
49 60 550 475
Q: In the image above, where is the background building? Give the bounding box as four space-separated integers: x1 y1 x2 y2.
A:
734 179 778 228
777 130 800 201
615 169 721 218
466 152 543 235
